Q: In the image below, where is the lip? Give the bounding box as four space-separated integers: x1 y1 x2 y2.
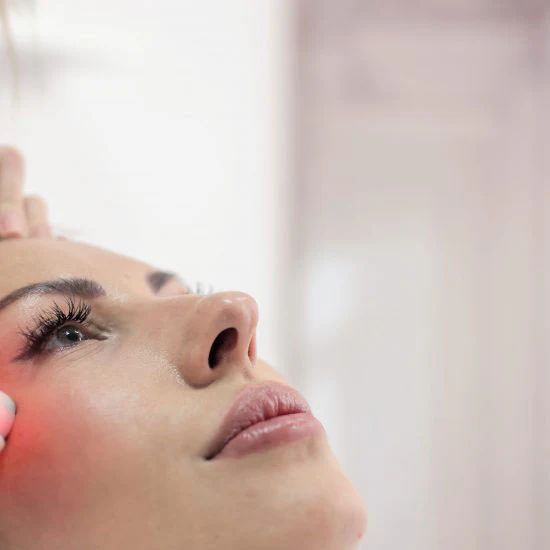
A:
204 382 323 460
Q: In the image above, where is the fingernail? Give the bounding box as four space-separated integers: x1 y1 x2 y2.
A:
0 435 5 452
0 211 25 238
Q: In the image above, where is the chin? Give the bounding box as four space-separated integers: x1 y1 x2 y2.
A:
236 441 367 550
285 454 367 550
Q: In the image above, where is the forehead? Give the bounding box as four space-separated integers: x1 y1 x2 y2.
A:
0 239 154 298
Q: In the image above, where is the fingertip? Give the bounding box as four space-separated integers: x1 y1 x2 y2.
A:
0 401 15 440
0 145 24 165
0 435 5 452
0 390 16 415
0 210 25 238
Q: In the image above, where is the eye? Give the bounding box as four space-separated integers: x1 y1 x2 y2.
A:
15 298 105 362
57 326 85 344
44 324 89 352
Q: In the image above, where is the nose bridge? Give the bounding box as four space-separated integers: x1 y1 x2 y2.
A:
173 291 259 387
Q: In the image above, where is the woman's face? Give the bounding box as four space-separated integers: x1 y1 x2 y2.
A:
0 238 366 549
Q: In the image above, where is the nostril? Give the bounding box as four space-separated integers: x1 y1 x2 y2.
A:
208 328 238 368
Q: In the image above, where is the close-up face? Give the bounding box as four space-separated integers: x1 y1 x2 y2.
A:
0 238 367 549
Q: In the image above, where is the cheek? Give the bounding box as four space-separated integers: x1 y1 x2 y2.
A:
2 373 160 524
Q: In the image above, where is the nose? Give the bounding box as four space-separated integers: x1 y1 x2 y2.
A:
175 291 259 387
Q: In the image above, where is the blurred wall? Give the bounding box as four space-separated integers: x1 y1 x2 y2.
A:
292 2 550 550
0 0 291 373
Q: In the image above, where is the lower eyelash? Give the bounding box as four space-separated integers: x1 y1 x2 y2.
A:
15 297 92 361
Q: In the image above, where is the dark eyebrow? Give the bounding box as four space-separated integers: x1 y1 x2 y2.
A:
0 277 106 313
146 270 177 293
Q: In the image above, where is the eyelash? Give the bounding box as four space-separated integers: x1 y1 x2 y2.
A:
16 297 95 361
184 280 214 295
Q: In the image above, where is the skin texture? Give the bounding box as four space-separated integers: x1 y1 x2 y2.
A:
0 238 367 549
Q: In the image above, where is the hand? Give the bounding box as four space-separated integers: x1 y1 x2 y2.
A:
0 391 16 452
0 145 43 452
0 145 53 239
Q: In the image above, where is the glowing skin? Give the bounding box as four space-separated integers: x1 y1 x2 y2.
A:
0 238 367 549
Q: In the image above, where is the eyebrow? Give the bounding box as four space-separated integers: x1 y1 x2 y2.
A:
0 278 106 314
0 271 177 314
146 270 176 293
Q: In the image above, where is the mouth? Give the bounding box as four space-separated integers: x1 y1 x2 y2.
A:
203 382 321 460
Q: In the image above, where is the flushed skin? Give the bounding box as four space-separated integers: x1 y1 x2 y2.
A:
0 238 367 549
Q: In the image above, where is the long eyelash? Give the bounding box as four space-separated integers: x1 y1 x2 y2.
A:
15 297 92 361
183 279 214 295
194 281 214 296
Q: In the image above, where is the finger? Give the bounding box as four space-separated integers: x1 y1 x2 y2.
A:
24 194 53 238
0 146 27 238
0 391 16 448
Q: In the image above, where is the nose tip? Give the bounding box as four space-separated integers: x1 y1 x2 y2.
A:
205 293 258 369
178 291 259 386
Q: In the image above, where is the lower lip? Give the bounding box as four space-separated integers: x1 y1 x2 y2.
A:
212 412 325 460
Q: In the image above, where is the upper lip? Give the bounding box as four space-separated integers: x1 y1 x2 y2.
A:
204 381 311 460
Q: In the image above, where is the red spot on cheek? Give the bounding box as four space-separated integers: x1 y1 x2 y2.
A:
0 396 94 521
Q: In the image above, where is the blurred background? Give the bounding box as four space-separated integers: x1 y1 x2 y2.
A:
1 1 549 549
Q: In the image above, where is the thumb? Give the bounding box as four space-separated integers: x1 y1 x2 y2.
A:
0 390 16 451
